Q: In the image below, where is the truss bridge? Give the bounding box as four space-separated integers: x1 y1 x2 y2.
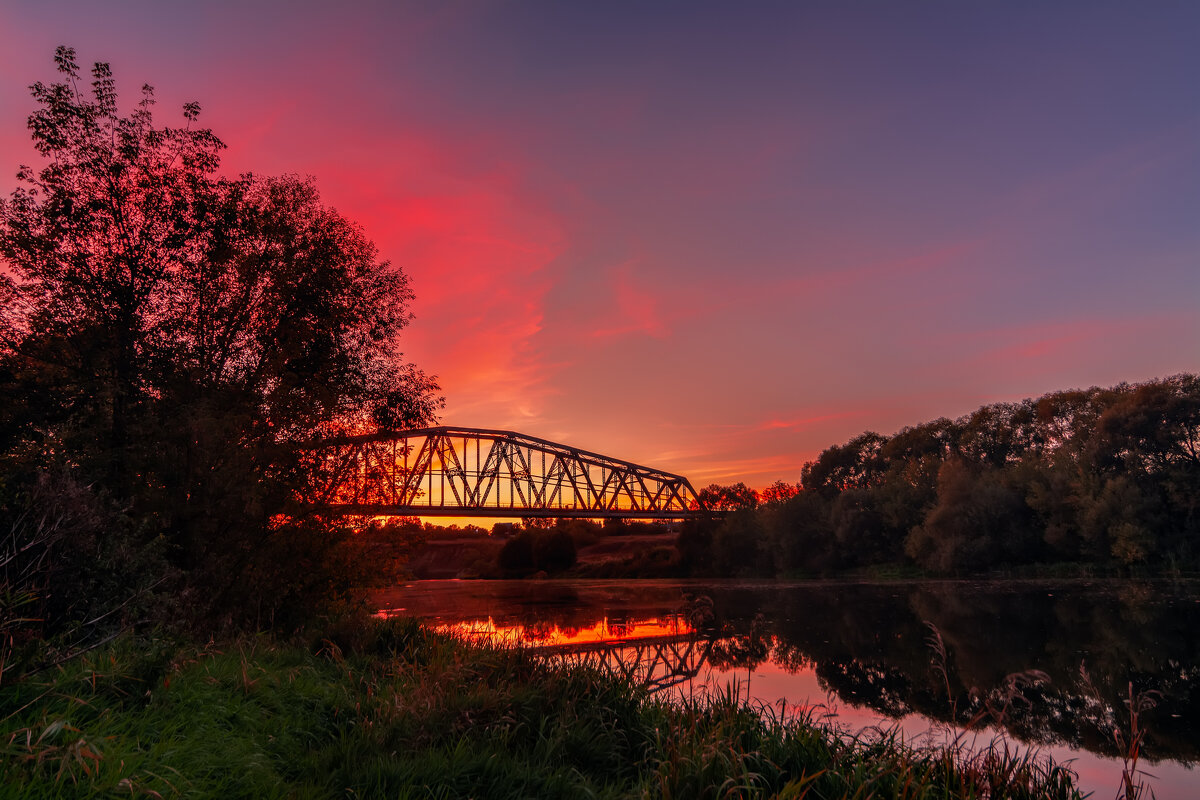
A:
304 426 702 519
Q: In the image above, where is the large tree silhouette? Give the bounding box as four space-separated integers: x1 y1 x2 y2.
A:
0 48 440 630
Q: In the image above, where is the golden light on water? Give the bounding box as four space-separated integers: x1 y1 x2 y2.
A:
430 616 693 648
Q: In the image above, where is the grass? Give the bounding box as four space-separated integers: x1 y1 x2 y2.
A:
0 618 1085 799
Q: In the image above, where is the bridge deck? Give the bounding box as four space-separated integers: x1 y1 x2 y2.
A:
312 503 698 519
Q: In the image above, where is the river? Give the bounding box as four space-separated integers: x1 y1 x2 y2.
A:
372 578 1200 799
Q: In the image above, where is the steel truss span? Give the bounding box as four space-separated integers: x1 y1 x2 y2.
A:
305 426 701 519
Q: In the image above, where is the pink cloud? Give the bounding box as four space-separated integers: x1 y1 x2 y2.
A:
965 319 1118 369
686 453 808 486
229 125 570 431
634 408 884 488
755 411 866 432
590 261 669 339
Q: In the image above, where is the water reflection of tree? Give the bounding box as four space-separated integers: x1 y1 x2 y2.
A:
608 617 637 638
519 620 559 643
714 581 1200 764
708 615 772 671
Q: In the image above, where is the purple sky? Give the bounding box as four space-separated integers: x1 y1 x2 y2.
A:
2 1 1197 486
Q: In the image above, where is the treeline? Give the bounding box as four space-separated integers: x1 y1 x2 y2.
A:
356 517 582 579
684 375 1200 575
363 516 685 579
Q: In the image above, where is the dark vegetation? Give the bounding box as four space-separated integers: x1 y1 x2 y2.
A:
496 526 577 575
363 516 687 579
0 47 441 660
685 375 1200 577
0 617 1083 799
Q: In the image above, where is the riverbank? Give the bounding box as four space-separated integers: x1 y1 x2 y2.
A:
1 618 1084 799
383 522 1200 583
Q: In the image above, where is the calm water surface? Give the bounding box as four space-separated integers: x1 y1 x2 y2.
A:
373 578 1200 799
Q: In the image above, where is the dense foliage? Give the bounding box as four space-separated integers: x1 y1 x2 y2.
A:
0 48 440 647
685 376 1200 576
497 527 578 575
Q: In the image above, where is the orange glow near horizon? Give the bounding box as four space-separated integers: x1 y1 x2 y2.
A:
376 615 694 648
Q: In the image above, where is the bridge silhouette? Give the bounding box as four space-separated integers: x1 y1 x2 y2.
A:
530 632 714 692
306 426 702 519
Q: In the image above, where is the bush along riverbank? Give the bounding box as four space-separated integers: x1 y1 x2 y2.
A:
1 618 1083 799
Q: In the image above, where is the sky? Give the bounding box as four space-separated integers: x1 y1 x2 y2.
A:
1 1 1197 488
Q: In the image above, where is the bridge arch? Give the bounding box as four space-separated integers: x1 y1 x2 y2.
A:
304 426 702 519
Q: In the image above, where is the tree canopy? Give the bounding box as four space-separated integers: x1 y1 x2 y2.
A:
690 375 1200 577
0 48 441 635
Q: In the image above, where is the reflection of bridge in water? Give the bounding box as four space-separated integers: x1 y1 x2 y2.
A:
529 633 715 692
438 616 716 693
304 426 702 519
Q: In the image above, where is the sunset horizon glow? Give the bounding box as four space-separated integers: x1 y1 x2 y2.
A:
2 2 1196 488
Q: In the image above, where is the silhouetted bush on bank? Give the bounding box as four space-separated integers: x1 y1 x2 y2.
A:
498 528 577 576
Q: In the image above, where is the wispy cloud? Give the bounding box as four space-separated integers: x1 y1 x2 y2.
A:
961 319 1124 371
589 260 669 339
754 411 866 432
265 133 571 431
